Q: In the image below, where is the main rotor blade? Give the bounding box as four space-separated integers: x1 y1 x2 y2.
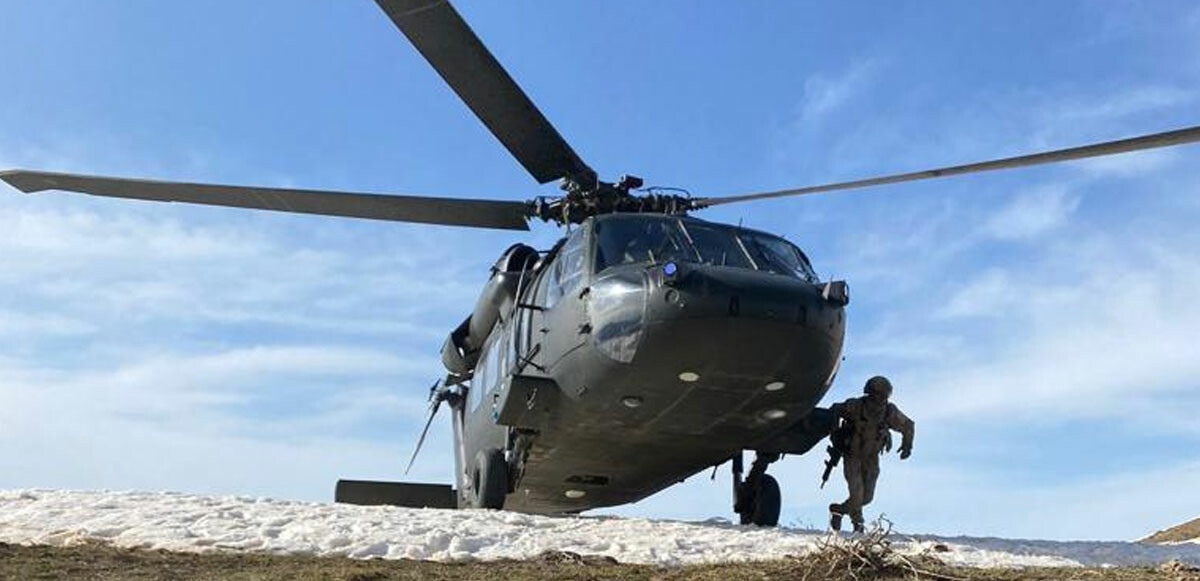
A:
404 398 442 475
1 170 532 231
696 125 1200 208
375 0 595 185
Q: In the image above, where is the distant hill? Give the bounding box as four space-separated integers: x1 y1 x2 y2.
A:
1143 517 1200 544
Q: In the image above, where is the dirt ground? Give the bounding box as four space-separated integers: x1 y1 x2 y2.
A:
1145 518 1200 544
2 542 1198 581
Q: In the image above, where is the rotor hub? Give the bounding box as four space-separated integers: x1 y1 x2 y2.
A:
528 174 695 226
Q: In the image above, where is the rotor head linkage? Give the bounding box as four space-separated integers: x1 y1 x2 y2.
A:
527 174 696 226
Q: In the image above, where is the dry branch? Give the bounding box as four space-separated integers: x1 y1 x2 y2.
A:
792 518 965 581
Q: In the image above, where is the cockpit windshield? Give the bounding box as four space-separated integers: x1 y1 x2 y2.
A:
593 217 695 273
592 216 818 283
684 221 754 269
736 231 818 282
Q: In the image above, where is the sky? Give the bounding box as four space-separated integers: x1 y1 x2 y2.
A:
1 1 1198 542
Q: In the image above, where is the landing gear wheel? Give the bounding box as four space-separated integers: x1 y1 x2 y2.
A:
736 474 782 526
748 474 781 527
732 452 782 527
471 448 508 509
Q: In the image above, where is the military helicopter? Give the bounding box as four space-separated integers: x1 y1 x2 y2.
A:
3 0 1199 527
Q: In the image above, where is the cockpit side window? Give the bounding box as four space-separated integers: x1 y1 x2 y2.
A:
546 227 586 309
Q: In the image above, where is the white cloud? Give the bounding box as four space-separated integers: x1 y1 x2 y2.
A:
853 330 966 363
0 345 431 427
984 184 1080 240
0 310 96 338
871 455 1200 539
0 341 453 498
937 268 1014 319
799 60 880 124
1038 86 1194 124
1069 148 1179 178
0 198 477 338
789 81 1195 191
762 47 1200 537
0 142 480 500
857 196 1200 426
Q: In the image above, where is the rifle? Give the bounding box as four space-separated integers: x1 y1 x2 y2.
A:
820 444 841 489
821 419 854 489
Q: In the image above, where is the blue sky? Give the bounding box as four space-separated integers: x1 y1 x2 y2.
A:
1 1 1199 541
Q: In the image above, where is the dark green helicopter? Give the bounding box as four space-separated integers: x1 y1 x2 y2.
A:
3 0 1199 527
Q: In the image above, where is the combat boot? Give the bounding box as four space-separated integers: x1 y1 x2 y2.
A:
851 520 866 534
828 503 844 531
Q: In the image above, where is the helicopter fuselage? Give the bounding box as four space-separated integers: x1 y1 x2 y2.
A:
449 213 846 512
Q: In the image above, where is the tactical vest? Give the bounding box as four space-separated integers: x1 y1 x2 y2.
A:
845 397 893 458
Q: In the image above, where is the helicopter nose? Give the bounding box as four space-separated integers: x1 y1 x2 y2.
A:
586 262 846 382
638 262 847 382
598 264 846 435
645 262 843 333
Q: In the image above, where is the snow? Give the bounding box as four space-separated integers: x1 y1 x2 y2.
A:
1 489 1198 567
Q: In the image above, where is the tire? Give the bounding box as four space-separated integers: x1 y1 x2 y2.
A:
749 474 781 527
471 448 508 509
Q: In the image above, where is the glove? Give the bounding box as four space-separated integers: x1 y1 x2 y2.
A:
899 447 911 460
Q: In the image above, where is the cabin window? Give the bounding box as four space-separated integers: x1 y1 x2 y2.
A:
546 227 586 309
533 253 552 307
471 329 504 411
470 354 486 411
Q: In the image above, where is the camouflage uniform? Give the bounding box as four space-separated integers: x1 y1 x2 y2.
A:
829 376 914 532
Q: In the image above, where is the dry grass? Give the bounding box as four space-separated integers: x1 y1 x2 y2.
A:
1145 518 1200 544
788 519 963 580
2 539 1196 581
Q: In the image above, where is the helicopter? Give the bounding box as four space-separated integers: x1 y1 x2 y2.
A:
3 0 1199 527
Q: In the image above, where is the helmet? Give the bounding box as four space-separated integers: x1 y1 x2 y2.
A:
864 376 893 398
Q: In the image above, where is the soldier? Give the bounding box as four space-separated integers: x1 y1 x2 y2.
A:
828 375 914 533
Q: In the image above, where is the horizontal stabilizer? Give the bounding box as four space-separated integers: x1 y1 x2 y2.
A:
335 479 456 509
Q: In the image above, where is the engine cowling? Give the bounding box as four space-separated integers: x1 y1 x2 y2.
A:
440 243 539 375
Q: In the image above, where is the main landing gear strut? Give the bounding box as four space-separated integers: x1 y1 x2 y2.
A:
732 451 781 527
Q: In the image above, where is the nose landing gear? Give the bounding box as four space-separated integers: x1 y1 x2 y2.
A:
732 452 781 527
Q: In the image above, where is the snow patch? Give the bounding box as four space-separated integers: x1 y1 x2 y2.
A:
0 490 1196 567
